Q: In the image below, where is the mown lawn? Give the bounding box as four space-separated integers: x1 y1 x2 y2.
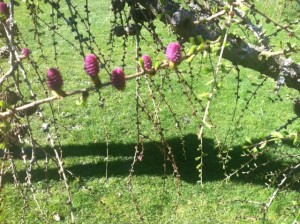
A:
0 0 299 223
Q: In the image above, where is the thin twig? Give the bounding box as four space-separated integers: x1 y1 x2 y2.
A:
0 64 17 85
194 9 226 24
127 23 144 222
197 4 234 185
262 163 300 222
246 3 300 40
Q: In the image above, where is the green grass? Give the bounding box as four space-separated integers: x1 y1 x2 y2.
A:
0 0 299 223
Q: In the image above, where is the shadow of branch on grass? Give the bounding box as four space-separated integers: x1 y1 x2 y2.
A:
4 134 300 191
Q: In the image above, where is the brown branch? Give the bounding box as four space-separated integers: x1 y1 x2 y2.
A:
0 21 17 85
2 35 211 119
0 64 17 85
0 61 173 119
136 0 300 92
193 9 226 24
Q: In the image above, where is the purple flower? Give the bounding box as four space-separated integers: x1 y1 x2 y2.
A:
0 2 9 21
111 67 126 90
142 54 152 71
84 54 100 77
0 2 8 15
47 68 63 91
21 48 30 59
84 54 101 88
166 42 182 64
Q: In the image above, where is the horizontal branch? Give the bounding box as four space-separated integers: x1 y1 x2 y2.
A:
0 60 173 119
194 9 226 24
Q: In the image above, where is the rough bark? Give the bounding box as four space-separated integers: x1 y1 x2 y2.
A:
135 0 300 92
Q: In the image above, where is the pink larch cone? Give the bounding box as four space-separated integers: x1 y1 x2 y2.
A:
142 54 156 76
111 67 126 90
0 2 8 14
84 54 101 88
20 48 30 59
166 42 182 69
0 2 8 21
142 54 152 70
47 68 66 97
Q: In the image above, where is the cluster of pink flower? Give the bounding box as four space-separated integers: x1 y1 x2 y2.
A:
46 42 182 97
84 54 126 90
2 1 183 96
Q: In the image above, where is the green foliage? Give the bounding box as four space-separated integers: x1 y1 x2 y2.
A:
0 0 299 223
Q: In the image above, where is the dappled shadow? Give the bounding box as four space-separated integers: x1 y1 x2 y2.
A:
3 134 300 191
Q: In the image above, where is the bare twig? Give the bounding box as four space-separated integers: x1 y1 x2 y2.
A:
0 64 17 85
262 163 300 221
197 5 234 185
198 5 233 139
193 9 226 24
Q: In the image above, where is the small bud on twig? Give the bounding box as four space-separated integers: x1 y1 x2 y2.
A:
19 48 30 59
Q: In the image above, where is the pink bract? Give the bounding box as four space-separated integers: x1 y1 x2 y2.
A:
84 54 100 77
111 67 126 90
0 2 8 15
166 42 182 64
21 48 30 58
142 54 152 70
47 68 63 90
